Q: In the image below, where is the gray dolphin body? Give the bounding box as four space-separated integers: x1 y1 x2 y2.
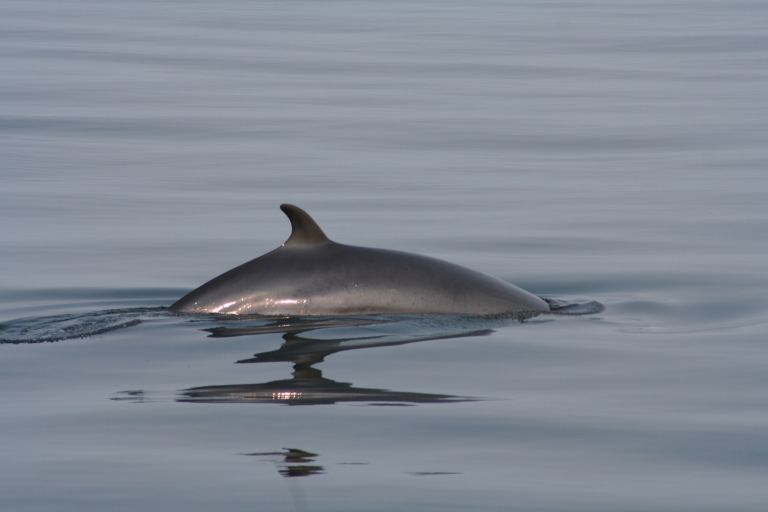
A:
169 204 549 317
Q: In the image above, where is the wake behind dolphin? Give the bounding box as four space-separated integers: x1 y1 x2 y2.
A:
170 204 550 318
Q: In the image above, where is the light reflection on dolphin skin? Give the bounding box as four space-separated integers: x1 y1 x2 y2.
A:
170 204 550 317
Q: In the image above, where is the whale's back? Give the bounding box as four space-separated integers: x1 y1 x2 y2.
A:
170 242 548 317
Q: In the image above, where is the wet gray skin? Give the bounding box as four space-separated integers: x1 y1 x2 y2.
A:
169 204 550 317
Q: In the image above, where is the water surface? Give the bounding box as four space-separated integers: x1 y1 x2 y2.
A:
2 1 768 510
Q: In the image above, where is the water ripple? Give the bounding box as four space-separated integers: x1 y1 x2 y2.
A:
0 307 166 344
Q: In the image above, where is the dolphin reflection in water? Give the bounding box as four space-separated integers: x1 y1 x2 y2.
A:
176 317 491 406
243 448 326 478
113 302 599 406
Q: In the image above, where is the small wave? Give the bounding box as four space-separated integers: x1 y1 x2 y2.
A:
544 298 605 315
0 307 167 344
601 297 768 334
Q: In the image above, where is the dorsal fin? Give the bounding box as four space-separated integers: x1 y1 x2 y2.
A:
280 204 331 247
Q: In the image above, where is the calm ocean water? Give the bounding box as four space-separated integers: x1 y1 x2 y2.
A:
2 0 768 510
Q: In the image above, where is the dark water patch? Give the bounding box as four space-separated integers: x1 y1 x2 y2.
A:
244 448 325 478
245 448 318 462
277 465 324 478
110 389 178 404
110 390 147 403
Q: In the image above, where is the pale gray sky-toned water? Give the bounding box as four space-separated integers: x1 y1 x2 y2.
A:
2 1 768 510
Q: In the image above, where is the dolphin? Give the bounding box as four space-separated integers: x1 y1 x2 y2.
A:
169 204 550 317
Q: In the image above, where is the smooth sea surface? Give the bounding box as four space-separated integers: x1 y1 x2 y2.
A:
2 1 768 510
